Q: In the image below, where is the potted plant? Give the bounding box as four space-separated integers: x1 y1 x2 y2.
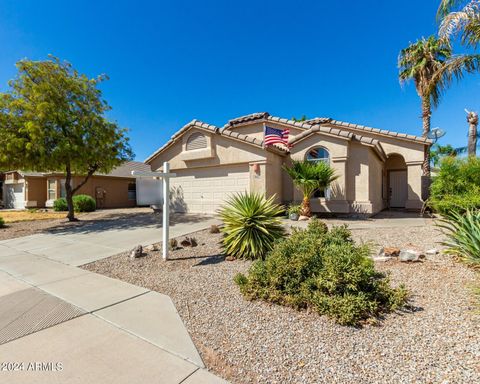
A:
287 204 301 221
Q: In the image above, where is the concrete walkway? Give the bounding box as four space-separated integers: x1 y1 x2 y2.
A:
0 213 225 384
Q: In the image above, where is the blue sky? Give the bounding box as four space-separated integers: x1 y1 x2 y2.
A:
1 0 479 160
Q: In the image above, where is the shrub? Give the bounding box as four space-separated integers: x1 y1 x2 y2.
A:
438 209 480 266
287 204 302 215
73 195 96 212
0 216 4 228
53 198 68 211
429 157 480 215
219 193 285 260
234 220 408 326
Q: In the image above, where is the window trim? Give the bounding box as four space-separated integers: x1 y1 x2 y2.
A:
47 179 57 200
305 146 331 199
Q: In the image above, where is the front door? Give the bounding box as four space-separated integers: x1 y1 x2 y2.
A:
389 170 407 208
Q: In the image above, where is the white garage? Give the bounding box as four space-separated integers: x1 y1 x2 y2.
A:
4 183 26 209
169 165 249 214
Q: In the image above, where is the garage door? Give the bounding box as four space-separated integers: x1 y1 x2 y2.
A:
169 165 249 214
5 184 25 209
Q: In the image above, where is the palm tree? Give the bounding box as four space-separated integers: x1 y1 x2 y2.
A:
438 1 480 47
466 110 479 156
283 160 338 217
398 36 453 176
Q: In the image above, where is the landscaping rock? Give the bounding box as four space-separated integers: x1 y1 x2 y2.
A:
225 256 235 261
399 249 423 262
426 248 439 256
378 247 401 257
129 245 143 259
372 256 393 262
298 215 309 221
144 244 158 252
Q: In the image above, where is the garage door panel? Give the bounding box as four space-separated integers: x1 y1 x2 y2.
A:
170 165 249 214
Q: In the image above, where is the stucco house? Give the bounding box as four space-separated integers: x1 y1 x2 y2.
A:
1 161 151 210
146 112 432 216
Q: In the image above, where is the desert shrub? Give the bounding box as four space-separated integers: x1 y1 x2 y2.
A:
429 157 480 215
234 220 408 326
169 238 178 251
0 216 4 228
73 195 96 212
53 198 68 211
307 217 328 237
438 209 480 266
219 193 285 260
210 224 220 234
287 204 302 215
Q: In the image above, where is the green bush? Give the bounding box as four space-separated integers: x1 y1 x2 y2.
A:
0 216 5 228
438 209 480 266
219 192 285 260
53 198 68 211
234 220 408 326
429 157 480 215
73 194 96 212
53 195 96 212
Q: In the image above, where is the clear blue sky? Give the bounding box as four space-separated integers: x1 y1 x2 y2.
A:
1 0 478 160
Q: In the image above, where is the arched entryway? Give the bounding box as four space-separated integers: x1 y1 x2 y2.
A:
385 154 408 208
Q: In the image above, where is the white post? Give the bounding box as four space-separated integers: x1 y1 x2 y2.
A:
162 161 170 260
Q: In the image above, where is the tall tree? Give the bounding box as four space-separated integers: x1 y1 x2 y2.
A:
438 0 480 47
398 36 453 176
0 56 133 221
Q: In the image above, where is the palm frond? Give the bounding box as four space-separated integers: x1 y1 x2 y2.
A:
439 1 480 46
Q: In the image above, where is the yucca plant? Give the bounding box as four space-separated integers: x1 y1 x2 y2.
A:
437 209 480 266
219 192 285 260
283 160 338 217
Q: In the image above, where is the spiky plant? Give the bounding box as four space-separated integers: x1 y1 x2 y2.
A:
437 209 480 266
219 193 285 260
283 160 338 217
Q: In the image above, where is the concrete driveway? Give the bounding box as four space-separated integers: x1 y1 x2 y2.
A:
0 211 220 266
0 211 225 384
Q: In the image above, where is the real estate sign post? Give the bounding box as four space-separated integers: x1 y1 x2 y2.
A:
132 161 176 260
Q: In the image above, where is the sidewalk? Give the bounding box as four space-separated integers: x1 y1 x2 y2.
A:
0 218 226 384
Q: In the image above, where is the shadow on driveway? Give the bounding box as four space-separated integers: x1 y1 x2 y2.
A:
45 212 213 236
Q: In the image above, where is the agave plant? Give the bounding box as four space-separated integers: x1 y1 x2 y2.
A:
437 209 480 265
219 192 285 260
283 160 338 217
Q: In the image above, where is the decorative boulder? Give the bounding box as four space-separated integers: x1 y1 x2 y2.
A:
144 244 158 252
399 249 423 262
298 215 309 221
130 245 143 259
378 247 401 257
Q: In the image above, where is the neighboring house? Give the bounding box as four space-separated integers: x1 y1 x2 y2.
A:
2 161 151 210
146 112 432 216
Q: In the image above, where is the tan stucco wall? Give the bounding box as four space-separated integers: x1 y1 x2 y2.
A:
25 175 136 209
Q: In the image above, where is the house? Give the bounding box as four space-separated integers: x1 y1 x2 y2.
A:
2 161 151 210
146 112 432 216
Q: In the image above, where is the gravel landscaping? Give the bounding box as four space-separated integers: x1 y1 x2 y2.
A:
84 222 480 384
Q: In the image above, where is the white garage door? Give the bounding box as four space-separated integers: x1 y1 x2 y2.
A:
169 165 250 214
5 184 25 209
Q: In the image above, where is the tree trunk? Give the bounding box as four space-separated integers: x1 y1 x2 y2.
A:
301 195 311 217
421 97 432 176
467 111 478 157
65 164 77 222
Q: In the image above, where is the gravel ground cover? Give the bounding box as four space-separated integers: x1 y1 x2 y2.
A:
84 223 480 384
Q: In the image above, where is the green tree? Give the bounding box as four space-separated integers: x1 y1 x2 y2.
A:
291 115 308 122
0 56 133 221
430 143 457 167
438 1 480 47
398 36 453 176
283 160 338 217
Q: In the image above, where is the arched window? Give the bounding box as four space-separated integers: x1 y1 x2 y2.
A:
306 147 330 198
306 147 329 163
186 132 207 151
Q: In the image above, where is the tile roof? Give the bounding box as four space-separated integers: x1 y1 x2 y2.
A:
227 112 270 126
102 161 151 178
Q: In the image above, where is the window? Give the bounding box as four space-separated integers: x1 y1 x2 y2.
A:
47 179 56 200
186 132 207 151
306 147 330 198
60 179 67 198
306 147 329 163
128 182 136 201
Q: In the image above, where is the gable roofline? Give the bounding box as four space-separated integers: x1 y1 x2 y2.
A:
145 119 289 164
288 124 354 145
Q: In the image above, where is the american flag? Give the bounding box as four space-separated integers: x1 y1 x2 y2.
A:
264 126 290 147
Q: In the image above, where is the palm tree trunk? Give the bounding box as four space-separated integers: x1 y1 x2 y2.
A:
301 195 311 217
467 111 478 157
421 97 432 176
